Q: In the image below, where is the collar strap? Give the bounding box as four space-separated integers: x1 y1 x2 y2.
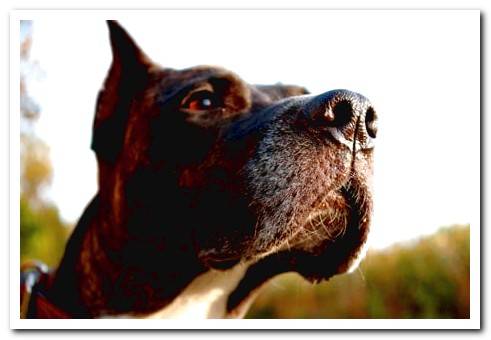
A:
21 261 70 319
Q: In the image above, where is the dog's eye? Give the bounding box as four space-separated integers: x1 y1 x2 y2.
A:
182 90 219 111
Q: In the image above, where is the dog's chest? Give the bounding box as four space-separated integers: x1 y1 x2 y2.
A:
143 263 250 319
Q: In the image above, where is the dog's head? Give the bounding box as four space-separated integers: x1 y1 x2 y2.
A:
92 21 376 302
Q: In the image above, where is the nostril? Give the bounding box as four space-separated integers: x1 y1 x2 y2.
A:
365 107 378 138
324 99 353 128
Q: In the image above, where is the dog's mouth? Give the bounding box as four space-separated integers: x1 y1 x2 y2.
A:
200 168 372 280
198 137 374 277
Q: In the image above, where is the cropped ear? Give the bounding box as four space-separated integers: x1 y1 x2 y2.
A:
106 20 152 72
256 84 309 101
91 20 153 162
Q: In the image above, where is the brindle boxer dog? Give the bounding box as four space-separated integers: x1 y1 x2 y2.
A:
23 20 377 319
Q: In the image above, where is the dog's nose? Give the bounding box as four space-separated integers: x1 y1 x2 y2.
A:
306 89 377 150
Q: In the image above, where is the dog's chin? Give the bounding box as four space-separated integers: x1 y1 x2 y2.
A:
289 188 351 253
255 176 372 280
294 179 372 281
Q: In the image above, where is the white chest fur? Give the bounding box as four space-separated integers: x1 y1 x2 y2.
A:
145 263 250 319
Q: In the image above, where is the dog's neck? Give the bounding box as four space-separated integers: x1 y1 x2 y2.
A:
47 195 264 318
95 264 257 319
142 263 255 319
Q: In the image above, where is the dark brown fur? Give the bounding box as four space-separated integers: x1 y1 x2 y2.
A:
45 21 377 318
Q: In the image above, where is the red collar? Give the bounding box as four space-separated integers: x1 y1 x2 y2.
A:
20 261 70 319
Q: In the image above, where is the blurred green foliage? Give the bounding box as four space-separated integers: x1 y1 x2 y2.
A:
247 225 470 319
20 20 71 268
20 196 70 267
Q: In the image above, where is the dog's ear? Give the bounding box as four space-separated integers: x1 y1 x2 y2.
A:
106 20 152 73
91 20 153 163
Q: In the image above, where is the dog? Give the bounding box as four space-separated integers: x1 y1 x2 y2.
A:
20 20 377 319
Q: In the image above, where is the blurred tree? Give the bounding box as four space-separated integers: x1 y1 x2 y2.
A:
20 134 52 204
20 21 70 268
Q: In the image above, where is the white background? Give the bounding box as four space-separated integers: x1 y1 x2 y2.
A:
25 11 478 249
1 0 485 336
